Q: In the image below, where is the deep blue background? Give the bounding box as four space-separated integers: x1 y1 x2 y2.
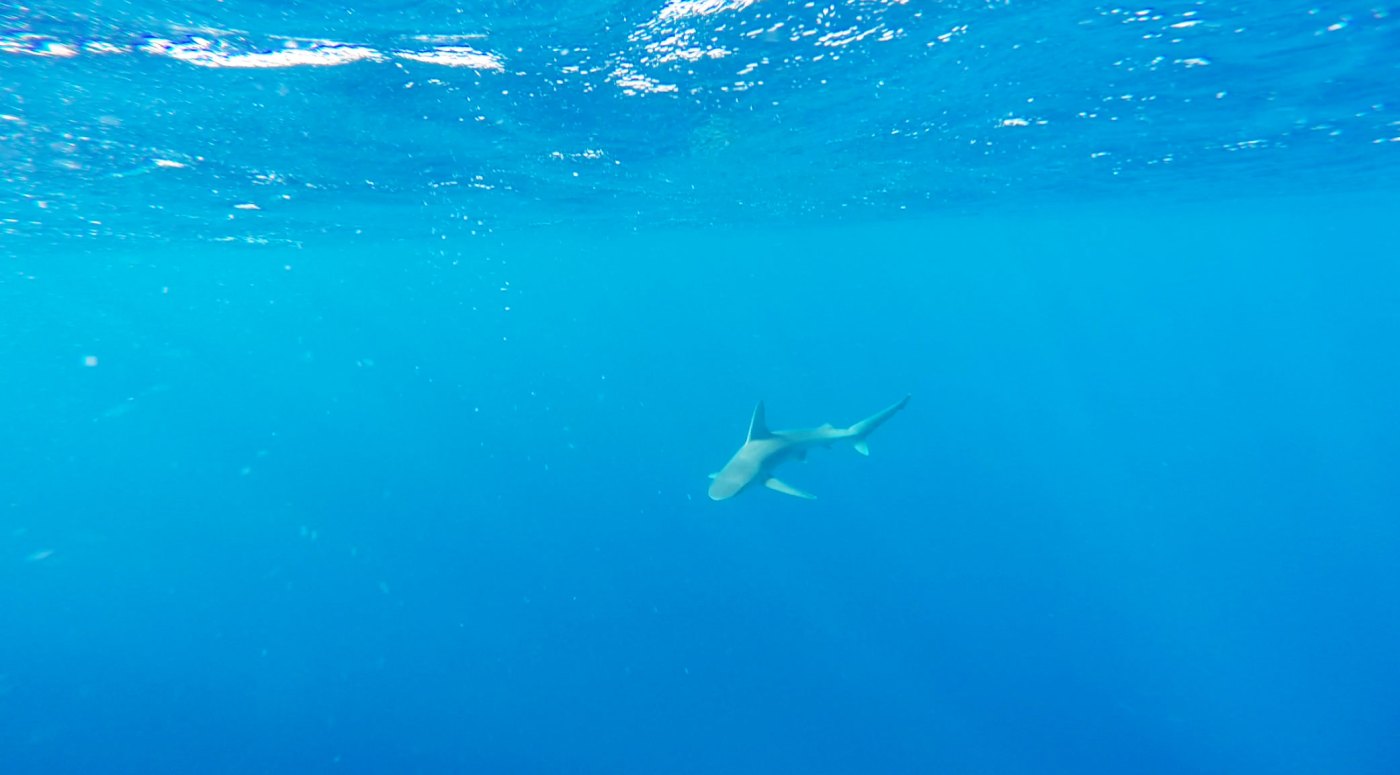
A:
4 0 1400 772
4 198 1399 773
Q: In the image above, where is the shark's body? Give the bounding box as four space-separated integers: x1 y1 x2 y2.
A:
707 396 910 501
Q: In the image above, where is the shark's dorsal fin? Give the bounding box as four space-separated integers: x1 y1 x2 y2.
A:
747 401 772 441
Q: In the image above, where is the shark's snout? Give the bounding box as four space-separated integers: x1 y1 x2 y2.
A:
707 476 742 501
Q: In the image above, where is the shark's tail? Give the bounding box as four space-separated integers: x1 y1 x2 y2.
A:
848 395 911 456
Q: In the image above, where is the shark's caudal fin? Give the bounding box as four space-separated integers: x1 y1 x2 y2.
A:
848 395 911 455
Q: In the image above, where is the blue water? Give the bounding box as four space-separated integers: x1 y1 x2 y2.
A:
3 2 1400 773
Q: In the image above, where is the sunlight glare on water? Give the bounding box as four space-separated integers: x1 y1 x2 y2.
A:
1 0 1395 244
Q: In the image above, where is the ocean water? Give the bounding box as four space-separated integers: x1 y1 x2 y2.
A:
3 1 1400 773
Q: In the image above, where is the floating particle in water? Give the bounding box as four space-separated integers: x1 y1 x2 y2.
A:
83 355 98 367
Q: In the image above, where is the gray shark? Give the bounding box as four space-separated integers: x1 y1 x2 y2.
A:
707 396 911 501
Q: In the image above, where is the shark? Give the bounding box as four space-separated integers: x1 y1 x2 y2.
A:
707 395 911 501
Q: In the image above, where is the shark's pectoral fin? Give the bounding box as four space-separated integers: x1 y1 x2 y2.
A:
853 440 870 456
765 477 816 500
